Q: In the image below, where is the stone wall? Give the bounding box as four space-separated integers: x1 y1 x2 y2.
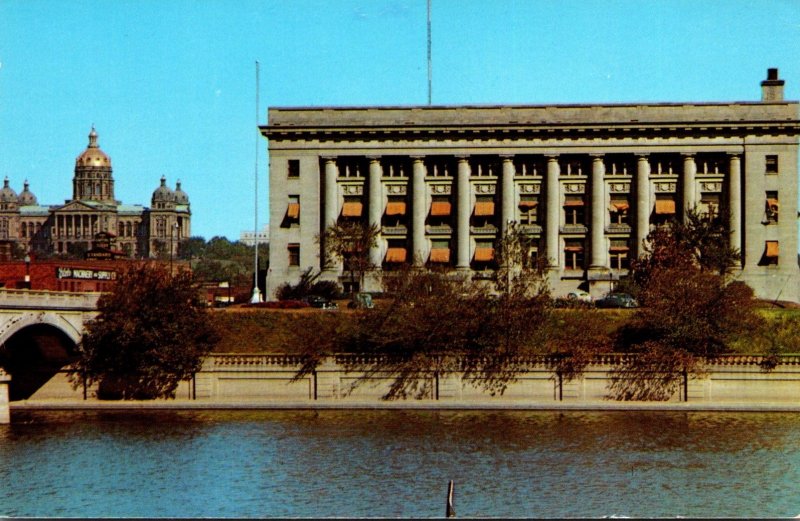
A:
14 354 800 408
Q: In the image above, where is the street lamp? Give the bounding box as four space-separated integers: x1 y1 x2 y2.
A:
23 253 30 289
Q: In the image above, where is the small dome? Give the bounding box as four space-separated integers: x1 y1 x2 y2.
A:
75 126 111 168
173 180 189 205
17 180 37 205
0 177 18 203
152 175 175 204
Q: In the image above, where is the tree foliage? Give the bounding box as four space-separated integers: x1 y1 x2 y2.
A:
611 210 762 400
275 267 343 301
74 263 219 399
177 235 268 287
319 221 379 294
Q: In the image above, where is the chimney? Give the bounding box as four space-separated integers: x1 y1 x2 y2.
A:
761 68 785 102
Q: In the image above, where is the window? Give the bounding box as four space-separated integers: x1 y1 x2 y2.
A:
519 195 539 224
609 239 630 270
383 196 407 227
564 239 584 270
473 195 495 228
384 240 408 266
283 195 300 228
765 191 779 224
338 158 366 178
288 243 300 266
760 241 779 266
562 158 585 176
605 157 632 176
288 159 300 178
609 197 630 225
473 241 494 264
429 239 451 264
652 195 676 226
766 155 779 174
341 196 363 219
699 193 720 220
564 195 585 225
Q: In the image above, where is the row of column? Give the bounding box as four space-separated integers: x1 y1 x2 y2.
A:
54 214 103 239
322 153 742 271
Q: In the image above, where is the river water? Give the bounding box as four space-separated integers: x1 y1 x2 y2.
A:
1 409 799 518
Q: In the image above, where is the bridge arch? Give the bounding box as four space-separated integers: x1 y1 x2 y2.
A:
0 312 85 401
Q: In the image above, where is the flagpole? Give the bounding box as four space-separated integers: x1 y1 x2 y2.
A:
250 60 263 303
427 0 432 105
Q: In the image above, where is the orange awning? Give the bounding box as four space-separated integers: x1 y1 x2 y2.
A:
385 247 407 263
341 202 363 217
287 203 300 219
563 199 585 207
385 202 406 216
429 248 451 263
474 201 495 216
654 199 676 215
430 201 452 216
611 202 630 212
766 241 779 258
609 246 630 253
564 245 584 252
518 200 538 209
767 198 780 211
473 247 494 262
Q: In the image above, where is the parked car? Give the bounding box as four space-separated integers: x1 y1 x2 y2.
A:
304 295 338 309
347 292 374 309
566 290 592 303
595 292 639 309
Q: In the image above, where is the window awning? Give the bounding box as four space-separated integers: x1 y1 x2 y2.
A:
473 247 494 262
474 201 495 216
654 199 676 215
564 245 584 252
341 202 363 217
385 201 406 216
429 248 451 263
287 203 300 219
609 246 630 253
767 198 780 211
563 198 585 207
430 201 452 216
766 241 779 258
610 202 630 212
385 247 407 263
518 200 538 209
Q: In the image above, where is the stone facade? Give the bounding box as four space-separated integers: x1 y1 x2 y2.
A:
262 69 800 301
2 127 190 259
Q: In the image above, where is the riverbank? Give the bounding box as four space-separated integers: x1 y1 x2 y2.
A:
12 397 800 413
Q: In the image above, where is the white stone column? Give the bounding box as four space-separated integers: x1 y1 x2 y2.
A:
682 154 696 222
590 155 607 269
545 156 561 268
500 155 515 236
367 157 383 269
322 157 339 272
456 156 471 269
411 157 427 266
0 368 9 424
728 154 742 263
635 154 651 258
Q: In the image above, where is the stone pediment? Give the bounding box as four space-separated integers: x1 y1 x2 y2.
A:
53 200 115 213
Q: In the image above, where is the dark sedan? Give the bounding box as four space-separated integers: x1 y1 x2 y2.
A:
595 292 639 309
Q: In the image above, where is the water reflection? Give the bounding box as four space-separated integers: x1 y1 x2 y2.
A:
1 410 799 517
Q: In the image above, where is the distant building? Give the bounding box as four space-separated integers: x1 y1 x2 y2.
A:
2 127 191 259
240 224 270 246
263 68 800 302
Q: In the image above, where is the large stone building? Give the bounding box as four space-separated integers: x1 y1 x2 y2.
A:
1 127 190 259
262 69 800 302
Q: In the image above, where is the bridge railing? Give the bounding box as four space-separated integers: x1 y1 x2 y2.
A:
0 289 101 311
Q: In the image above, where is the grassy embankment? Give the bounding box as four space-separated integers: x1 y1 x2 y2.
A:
210 303 800 355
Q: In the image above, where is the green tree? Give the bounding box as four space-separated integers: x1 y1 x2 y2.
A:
319 221 379 295
74 263 219 399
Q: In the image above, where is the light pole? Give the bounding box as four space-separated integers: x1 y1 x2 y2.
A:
23 253 30 289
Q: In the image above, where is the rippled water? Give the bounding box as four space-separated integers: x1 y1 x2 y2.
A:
1 409 800 517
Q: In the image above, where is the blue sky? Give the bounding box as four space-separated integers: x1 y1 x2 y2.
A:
1 0 799 240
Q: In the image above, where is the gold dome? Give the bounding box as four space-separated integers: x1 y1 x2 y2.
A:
75 126 111 167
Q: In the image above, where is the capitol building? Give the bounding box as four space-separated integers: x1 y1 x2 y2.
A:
0 127 190 259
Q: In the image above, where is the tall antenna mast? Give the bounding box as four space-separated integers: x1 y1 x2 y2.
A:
427 0 432 105
250 60 263 303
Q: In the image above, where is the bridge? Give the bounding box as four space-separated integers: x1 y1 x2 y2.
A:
0 289 100 422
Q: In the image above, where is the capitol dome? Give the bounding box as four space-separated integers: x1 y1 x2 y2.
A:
75 126 111 168
17 180 37 206
0 177 18 203
152 175 175 204
173 180 189 205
